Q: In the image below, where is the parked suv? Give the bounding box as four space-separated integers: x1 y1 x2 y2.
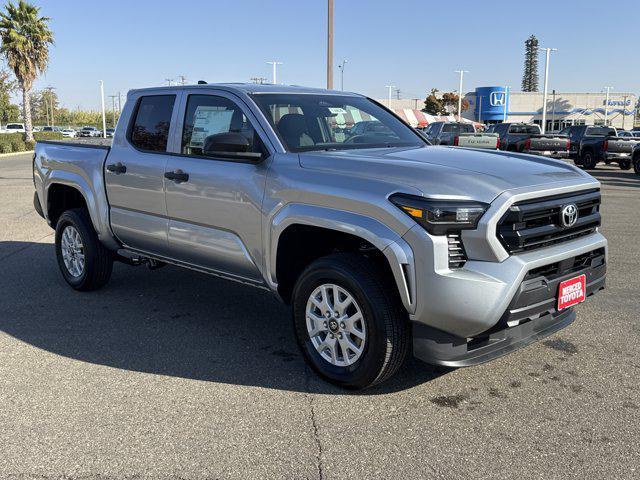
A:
33 84 607 389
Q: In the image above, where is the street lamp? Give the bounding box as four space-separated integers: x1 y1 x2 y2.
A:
385 85 396 107
267 61 283 85
454 70 468 119
539 47 557 134
603 86 613 126
338 59 347 91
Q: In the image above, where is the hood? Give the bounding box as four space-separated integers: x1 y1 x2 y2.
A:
299 146 590 203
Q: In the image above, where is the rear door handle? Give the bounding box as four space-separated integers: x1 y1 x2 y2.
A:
106 162 126 174
164 170 189 183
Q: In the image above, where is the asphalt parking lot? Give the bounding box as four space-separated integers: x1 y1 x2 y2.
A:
1 152 638 479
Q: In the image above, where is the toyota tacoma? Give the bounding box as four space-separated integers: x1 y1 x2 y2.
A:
32 84 607 389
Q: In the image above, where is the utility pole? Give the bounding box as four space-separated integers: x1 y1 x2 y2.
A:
454 70 468 119
503 86 510 122
385 85 396 107
603 86 613 126
338 59 347 91
538 47 557 133
99 81 107 138
165 78 174 86
266 61 283 84
622 94 629 130
250 76 267 84
395 88 401 100
177 75 187 85
109 94 118 126
117 92 122 113
327 0 334 89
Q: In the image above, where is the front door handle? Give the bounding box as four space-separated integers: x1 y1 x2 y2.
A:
106 162 126 174
164 170 189 183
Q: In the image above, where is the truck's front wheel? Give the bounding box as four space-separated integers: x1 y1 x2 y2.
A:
55 208 113 291
292 253 410 389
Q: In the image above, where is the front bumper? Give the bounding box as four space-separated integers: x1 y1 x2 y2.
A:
412 246 605 366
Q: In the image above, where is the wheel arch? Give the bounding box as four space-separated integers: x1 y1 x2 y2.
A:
267 204 416 314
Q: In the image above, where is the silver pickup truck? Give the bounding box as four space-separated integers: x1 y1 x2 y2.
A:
33 84 607 389
422 121 500 149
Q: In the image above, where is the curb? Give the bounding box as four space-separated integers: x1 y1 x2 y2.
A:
0 150 34 158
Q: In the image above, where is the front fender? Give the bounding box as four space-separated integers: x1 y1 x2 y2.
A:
266 204 416 314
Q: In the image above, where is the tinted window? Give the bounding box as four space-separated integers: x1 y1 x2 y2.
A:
585 127 616 136
130 95 175 152
459 124 475 133
442 124 454 133
508 124 540 134
181 95 262 157
252 93 423 152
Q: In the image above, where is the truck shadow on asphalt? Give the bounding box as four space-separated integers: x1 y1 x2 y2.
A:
0 241 449 395
589 169 640 189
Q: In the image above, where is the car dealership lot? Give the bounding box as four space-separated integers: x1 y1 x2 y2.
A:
0 153 638 479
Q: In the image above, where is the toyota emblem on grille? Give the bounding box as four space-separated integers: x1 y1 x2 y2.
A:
560 204 578 228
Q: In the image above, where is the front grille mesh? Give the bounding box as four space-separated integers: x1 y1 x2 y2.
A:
497 189 601 254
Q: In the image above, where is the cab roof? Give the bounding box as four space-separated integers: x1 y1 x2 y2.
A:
128 83 362 97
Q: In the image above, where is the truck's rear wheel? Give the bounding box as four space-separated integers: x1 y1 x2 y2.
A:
581 150 597 170
55 208 113 291
634 155 640 176
619 158 632 170
292 253 410 389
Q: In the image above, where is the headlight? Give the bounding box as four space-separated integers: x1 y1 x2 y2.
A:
390 193 488 235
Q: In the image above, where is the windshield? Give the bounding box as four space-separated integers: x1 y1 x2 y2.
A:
251 93 424 152
6 124 22 129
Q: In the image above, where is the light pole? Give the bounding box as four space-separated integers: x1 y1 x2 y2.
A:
551 89 556 131
338 59 347 91
327 0 334 89
454 70 468 119
267 61 283 84
622 94 628 130
99 80 107 139
539 47 557 133
165 78 174 86
603 86 613 126
385 85 396 107
503 86 510 122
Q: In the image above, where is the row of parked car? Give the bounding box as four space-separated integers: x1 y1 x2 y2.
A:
418 120 639 173
0 123 116 138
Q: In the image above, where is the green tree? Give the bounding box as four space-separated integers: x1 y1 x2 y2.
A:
522 35 539 92
0 68 20 124
0 0 54 141
423 88 444 115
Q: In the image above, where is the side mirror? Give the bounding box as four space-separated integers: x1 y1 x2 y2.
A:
202 132 262 161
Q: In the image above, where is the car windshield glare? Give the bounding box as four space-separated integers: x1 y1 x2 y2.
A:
251 93 424 152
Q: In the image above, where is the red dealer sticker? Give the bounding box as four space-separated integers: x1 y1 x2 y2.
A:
557 274 587 311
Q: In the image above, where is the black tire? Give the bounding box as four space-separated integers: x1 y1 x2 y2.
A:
581 150 597 170
55 208 113 291
292 253 410 389
634 155 640 176
619 158 632 170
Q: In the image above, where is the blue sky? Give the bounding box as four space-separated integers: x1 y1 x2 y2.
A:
24 0 640 110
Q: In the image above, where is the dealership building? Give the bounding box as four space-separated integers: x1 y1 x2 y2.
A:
461 86 638 131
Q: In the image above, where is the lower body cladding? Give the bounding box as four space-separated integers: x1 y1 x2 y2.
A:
402 225 607 367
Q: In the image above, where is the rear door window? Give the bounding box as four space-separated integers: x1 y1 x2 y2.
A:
129 95 176 152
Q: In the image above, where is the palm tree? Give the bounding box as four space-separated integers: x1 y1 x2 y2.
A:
0 1 53 142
